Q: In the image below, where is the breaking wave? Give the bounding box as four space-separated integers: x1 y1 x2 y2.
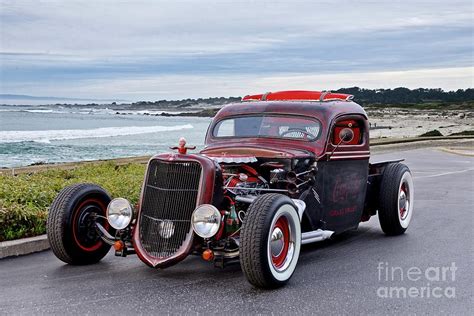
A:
0 125 193 143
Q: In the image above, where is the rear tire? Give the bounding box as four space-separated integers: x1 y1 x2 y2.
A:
240 194 301 289
378 163 414 236
47 183 113 264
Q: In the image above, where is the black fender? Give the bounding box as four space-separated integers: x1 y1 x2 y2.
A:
362 159 405 220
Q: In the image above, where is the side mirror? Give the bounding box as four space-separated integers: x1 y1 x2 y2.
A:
339 128 354 143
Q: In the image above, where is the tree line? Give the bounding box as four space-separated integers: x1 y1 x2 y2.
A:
128 87 473 108
334 87 473 105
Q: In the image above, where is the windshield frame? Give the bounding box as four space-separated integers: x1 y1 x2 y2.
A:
210 114 322 143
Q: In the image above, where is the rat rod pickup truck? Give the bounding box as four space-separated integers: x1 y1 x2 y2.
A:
47 90 414 288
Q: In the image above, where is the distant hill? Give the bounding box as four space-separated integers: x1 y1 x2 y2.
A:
130 96 242 109
0 94 91 101
1 87 472 107
127 87 474 109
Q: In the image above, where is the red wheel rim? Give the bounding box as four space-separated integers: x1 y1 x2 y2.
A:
271 216 290 269
399 183 408 219
72 198 109 252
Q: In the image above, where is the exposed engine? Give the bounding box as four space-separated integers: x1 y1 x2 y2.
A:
223 164 269 195
221 157 316 199
203 155 317 266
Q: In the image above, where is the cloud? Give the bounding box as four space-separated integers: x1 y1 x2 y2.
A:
0 0 472 99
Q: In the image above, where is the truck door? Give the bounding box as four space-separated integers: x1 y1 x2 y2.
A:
319 115 369 233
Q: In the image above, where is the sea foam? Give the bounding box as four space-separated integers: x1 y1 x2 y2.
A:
0 124 193 143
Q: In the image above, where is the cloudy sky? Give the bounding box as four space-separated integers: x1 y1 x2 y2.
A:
0 0 472 100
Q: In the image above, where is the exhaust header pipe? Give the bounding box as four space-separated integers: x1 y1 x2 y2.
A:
286 169 316 182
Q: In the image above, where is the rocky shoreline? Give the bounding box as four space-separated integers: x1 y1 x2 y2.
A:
364 108 473 138
115 107 220 117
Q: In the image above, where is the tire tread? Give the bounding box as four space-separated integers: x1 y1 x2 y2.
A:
240 193 292 288
46 183 111 264
378 163 410 235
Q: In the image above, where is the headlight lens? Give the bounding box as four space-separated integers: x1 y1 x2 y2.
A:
191 204 221 238
106 198 133 230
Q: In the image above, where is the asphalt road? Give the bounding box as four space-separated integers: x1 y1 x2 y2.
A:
1 148 473 315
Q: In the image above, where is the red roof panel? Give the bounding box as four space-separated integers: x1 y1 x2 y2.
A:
242 90 353 102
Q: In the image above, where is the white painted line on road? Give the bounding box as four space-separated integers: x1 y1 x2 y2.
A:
439 147 474 157
415 168 474 179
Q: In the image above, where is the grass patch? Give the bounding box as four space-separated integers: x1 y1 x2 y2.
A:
0 162 146 241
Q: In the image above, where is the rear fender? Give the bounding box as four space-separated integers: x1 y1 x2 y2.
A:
362 159 405 221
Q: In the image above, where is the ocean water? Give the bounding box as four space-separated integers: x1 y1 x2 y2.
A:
0 105 212 168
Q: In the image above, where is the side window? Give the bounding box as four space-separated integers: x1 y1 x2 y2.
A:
332 119 363 145
214 119 234 137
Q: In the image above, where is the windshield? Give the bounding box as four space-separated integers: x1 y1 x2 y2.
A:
212 115 321 141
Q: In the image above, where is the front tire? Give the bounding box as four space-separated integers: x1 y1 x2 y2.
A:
240 194 301 289
47 183 113 264
378 163 414 235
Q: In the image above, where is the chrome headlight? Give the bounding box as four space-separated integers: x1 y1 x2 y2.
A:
191 204 221 238
106 198 133 230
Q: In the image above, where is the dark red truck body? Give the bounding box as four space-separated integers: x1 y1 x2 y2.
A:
48 90 413 289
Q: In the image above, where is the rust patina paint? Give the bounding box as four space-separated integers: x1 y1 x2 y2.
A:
204 98 369 159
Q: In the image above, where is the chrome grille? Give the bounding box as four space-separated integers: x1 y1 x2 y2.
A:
139 159 202 258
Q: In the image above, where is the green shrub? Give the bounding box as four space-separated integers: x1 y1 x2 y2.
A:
0 162 146 241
